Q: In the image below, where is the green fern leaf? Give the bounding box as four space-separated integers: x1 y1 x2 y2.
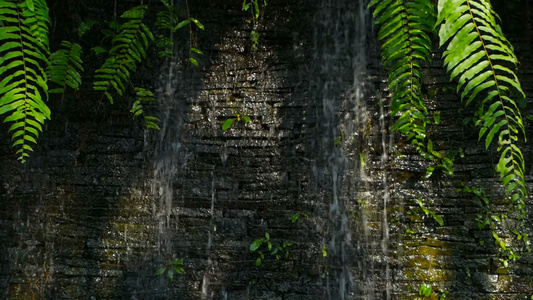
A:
131 87 159 130
93 5 153 104
78 20 98 38
437 0 527 213
0 0 51 163
370 0 439 160
47 41 83 94
155 3 180 58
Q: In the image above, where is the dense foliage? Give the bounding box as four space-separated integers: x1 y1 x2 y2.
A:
369 0 527 213
0 0 206 162
369 0 529 263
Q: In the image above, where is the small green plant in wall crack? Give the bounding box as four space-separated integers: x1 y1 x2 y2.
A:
458 184 531 267
222 114 251 131
289 212 308 223
413 199 444 226
417 283 432 299
416 283 449 300
250 232 293 266
155 259 185 282
222 94 253 131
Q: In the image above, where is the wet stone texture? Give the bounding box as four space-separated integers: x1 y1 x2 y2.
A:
1 0 533 299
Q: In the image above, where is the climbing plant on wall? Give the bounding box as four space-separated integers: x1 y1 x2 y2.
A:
369 0 528 261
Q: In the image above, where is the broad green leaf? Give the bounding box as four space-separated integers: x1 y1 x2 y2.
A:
190 47 203 55
222 118 235 131
174 20 190 31
190 18 204 30
189 57 199 66
250 239 263 252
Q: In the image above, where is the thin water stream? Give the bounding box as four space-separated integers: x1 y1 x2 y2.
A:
307 0 377 299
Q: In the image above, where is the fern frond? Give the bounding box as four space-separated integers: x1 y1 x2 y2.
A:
93 5 154 104
21 0 50 53
131 87 160 130
156 10 178 31
437 0 527 213
0 0 51 163
78 20 98 38
154 3 181 58
48 41 84 94
369 0 438 158
155 8 175 58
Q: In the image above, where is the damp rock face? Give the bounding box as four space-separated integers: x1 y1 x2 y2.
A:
0 0 532 299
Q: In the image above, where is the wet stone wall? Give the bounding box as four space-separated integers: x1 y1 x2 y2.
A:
0 0 533 299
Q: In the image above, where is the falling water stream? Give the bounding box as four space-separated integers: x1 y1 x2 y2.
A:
307 0 378 299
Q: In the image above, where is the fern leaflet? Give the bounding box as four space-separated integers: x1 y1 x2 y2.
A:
131 87 160 130
369 0 443 167
155 2 179 58
437 0 527 213
48 41 83 94
93 5 154 104
78 20 98 38
0 0 51 163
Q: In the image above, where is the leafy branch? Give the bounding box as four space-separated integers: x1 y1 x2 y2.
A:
416 199 444 226
369 0 438 160
155 0 205 64
93 5 154 104
437 0 527 215
155 259 185 281
250 232 293 266
48 41 83 94
0 1 208 163
131 87 160 130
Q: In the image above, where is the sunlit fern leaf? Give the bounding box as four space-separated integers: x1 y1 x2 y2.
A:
93 5 154 104
20 0 50 53
131 87 160 130
369 0 438 159
48 41 83 94
437 0 527 213
0 0 51 163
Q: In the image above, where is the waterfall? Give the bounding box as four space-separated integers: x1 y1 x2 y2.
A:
306 0 379 299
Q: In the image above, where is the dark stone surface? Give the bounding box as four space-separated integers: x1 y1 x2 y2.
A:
0 0 532 299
